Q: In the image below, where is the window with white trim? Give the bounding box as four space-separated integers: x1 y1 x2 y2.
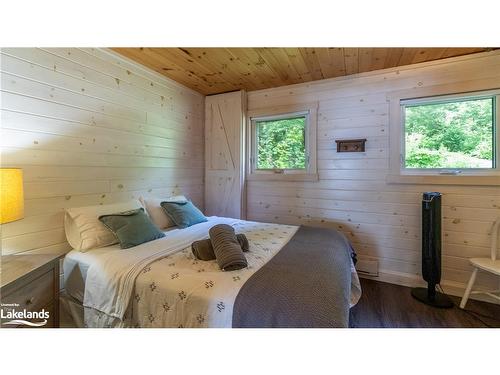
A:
248 104 318 181
400 90 499 174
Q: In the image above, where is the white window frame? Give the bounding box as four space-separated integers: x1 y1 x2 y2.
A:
247 103 318 181
388 87 500 186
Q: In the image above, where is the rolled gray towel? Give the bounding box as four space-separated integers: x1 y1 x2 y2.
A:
238 233 249 252
209 224 248 271
192 234 249 261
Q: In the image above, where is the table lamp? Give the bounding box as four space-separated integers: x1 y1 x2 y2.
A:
0 168 24 224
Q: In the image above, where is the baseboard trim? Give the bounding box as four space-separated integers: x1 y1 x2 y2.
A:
358 269 500 305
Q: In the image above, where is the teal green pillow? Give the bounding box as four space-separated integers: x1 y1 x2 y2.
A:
98 208 165 249
160 200 207 229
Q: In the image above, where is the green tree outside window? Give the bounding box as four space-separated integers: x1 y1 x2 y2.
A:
256 116 307 169
405 97 494 168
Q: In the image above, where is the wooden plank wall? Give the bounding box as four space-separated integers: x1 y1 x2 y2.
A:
246 51 500 298
0 48 205 258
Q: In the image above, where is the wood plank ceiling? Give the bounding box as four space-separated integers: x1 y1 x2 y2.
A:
112 48 494 95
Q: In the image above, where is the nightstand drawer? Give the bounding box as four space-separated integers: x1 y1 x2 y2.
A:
1 254 61 328
2 269 55 312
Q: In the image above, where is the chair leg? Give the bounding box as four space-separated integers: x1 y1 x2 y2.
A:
460 268 478 309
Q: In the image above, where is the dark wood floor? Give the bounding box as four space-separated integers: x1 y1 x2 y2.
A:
350 278 500 328
62 278 500 328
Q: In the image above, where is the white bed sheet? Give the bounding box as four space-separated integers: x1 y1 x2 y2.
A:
63 227 178 303
64 246 118 303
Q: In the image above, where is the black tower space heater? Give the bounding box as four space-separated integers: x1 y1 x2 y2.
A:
411 192 453 308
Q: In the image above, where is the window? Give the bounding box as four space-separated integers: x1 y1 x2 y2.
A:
255 114 307 170
400 90 499 174
247 103 318 181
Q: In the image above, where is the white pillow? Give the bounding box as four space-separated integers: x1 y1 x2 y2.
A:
64 199 143 251
139 195 187 229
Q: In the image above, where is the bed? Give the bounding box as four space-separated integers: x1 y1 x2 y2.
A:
63 216 361 328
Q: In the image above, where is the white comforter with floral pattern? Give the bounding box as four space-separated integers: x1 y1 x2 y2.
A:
83 217 360 328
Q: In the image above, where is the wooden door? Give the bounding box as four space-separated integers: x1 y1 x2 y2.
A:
204 90 246 218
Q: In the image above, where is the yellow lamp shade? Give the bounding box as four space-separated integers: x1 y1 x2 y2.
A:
0 168 24 224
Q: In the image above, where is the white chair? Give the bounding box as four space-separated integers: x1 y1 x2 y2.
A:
460 217 500 309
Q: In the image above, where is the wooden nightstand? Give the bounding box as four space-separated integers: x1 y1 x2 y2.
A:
1 254 61 328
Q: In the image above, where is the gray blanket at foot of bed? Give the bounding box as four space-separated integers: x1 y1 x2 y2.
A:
232 225 353 328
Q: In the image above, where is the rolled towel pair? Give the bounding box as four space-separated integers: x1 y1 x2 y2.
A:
191 224 248 271
192 233 249 261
